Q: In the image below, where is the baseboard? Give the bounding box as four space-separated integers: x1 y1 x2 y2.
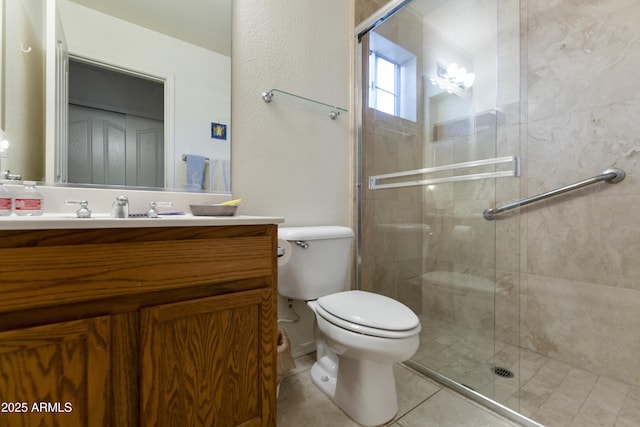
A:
291 340 315 359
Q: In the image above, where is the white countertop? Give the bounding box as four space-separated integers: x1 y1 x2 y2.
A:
0 184 284 230
0 214 284 230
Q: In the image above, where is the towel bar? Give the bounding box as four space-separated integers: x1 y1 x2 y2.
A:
181 154 209 163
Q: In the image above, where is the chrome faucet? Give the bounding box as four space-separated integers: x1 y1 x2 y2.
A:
147 201 173 218
1 170 22 180
111 196 129 218
65 200 92 218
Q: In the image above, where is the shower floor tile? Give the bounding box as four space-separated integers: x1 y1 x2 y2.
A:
412 315 640 427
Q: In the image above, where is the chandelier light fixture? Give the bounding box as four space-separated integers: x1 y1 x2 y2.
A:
429 62 476 96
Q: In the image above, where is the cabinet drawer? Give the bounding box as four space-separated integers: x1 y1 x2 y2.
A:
0 233 274 313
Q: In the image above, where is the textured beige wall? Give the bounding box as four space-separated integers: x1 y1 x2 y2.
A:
232 1 352 226
232 0 353 356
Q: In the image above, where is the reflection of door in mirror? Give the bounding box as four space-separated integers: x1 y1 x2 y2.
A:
68 106 164 187
66 59 164 187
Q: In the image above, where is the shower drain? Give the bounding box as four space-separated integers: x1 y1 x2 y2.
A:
491 366 515 378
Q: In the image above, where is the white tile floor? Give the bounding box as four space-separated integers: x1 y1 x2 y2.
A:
277 314 640 427
277 354 521 427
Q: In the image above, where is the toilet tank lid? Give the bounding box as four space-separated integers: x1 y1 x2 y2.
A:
278 226 354 241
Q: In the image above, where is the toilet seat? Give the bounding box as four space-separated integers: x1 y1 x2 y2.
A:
316 291 421 339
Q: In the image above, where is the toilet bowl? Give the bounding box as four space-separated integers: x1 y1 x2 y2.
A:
277 226 421 426
308 291 420 426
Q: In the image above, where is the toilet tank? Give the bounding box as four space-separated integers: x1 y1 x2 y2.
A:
278 226 354 300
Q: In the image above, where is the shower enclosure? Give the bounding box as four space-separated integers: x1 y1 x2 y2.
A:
356 1 640 426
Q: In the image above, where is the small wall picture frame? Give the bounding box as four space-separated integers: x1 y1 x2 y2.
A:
211 122 227 140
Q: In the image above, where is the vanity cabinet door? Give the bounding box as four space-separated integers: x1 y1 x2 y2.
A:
140 287 276 427
0 316 111 427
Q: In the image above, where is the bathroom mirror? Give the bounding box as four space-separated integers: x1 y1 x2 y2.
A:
1 0 231 192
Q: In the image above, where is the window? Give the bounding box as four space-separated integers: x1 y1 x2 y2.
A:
368 32 417 122
369 54 399 116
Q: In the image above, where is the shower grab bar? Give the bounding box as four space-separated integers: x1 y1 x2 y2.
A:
483 168 625 220
368 156 519 190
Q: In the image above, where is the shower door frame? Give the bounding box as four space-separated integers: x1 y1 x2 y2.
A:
353 2 538 426
354 0 412 292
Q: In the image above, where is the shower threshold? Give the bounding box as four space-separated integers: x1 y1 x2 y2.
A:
402 360 544 427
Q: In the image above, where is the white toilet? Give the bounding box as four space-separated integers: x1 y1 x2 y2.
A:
278 226 421 426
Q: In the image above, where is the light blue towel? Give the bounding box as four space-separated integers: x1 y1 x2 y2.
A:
185 154 207 190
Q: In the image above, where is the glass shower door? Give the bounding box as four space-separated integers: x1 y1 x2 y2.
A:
357 0 521 412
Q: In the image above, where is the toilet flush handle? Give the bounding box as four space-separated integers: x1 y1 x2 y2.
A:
295 240 309 249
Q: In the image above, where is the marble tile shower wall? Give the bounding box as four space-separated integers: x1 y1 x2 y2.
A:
357 0 640 389
522 0 640 386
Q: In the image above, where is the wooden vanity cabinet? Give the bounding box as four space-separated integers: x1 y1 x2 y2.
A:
0 224 278 427
0 316 111 427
